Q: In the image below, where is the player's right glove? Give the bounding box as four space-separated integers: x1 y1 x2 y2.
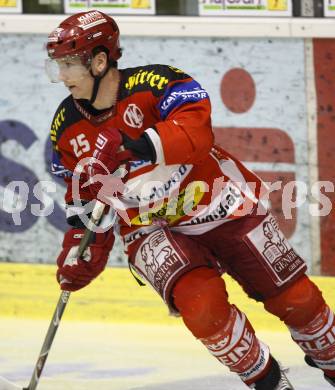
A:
56 227 115 291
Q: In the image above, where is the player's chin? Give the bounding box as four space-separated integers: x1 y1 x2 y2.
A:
69 88 83 99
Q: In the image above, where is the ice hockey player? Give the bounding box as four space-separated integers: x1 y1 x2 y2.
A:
45 10 335 390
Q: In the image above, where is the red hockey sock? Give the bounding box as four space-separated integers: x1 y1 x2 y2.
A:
290 304 335 377
200 305 271 385
264 275 325 328
173 267 271 385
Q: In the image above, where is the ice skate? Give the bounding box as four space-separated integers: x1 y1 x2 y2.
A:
305 355 335 387
250 357 294 390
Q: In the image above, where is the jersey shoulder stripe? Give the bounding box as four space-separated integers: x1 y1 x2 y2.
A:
158 79 210 119
119 64 191 98
50 95 82 150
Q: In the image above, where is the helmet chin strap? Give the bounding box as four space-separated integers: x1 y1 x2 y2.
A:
89 63 111 105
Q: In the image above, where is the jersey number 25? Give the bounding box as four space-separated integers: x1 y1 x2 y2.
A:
70 134 90 158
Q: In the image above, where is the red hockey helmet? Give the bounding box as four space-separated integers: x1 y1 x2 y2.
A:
46 10 121 64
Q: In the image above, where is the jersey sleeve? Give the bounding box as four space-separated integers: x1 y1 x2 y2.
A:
49 98 93 207
146 67 214 165
50 99 73 179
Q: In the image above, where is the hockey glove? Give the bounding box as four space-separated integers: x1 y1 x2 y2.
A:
87 127 156 201
56 227 115 291
87 127 133 198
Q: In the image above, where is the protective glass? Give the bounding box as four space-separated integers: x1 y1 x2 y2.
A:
45 56 90 83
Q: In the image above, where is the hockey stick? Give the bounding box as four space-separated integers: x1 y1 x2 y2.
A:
0 200 106 390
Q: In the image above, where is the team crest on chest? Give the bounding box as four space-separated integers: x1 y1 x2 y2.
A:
123 104 144 128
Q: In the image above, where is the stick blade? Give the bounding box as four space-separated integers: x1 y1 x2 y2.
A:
0 377 22 390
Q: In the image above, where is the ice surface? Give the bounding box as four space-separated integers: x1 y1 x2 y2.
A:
0 319 332 390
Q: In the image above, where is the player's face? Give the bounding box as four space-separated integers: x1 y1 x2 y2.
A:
45 55 93 99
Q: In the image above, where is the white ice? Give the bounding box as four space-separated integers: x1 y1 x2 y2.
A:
0 319 332 390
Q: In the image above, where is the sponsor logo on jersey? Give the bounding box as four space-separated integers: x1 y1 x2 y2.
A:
187 184 243 225
168 65 184 73
159 80 209 119
129 159 152 173
51 150 72 178
50 107 65 143
95 134 108 150
125 69 169 91
160 87 208 112
127 164 189 202
123 104 144 128
131 181 206 226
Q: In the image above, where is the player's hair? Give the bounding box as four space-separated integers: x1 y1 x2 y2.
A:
92 45 118 69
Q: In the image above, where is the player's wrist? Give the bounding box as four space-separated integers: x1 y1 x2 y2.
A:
122 131 157 163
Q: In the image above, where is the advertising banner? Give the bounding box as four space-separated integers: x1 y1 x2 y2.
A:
0 0 22 13
324 0 335 16
64 0 155 14
199 0 292 16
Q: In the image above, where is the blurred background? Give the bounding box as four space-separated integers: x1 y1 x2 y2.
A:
1 0 335 274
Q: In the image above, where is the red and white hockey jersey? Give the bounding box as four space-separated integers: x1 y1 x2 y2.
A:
50 64 264 245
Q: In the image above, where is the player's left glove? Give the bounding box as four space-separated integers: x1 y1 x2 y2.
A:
87 127 132 198
56 227 115 291
87 127 156 200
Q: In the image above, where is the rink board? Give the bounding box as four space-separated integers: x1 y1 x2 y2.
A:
0 263 335 328
0 263 334 389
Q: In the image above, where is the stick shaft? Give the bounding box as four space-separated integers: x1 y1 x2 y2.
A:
24 201 105 390
78 200 106 258
24 290 70 390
